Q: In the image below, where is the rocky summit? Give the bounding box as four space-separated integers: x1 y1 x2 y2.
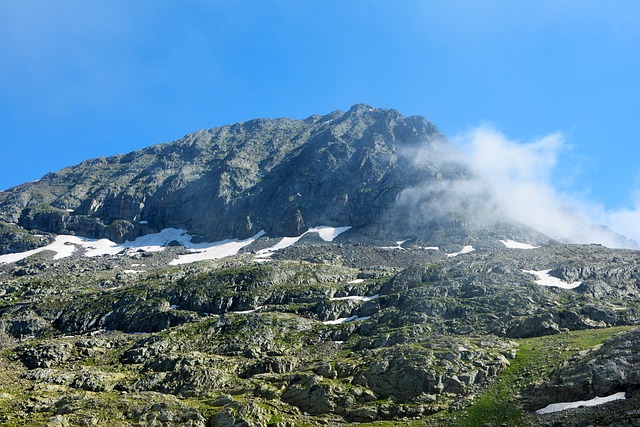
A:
0 104 547 249
0 105 638 426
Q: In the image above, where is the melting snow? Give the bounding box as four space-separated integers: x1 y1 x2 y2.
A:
523 269 582 289
348 279 364 284
170 230 266 265
322 315 371 325
308 226 352 241
0 235 85 264
330 294 379 302
500 239 539 249
379 239 410 250
0 225 351 266
0 228 266 265
254 226 351 260
535 392 626 415
255 235 304 258
446 245 475 257
230 306 263 314
80 228 197 257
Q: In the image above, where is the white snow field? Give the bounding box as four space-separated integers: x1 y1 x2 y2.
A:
379 239 410 250
0 228 197 264
446 245 475 257
0 226 352 266
330 294 379 302
0 235 88 264
169 230 266 265
322 315 372 325
254 226 351 260
230 306 263 314
523 269 582 289
500 239 539 249
535 392 626 415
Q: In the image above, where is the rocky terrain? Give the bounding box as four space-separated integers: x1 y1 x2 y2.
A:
0 106 638 426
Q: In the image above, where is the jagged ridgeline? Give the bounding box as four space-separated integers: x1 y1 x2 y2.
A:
1 105 639 426
0 104 544 248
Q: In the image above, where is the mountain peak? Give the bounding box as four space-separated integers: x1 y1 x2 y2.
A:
0 106 543 249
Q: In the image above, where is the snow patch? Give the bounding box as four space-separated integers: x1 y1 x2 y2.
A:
535 392 626 415
379 239 410 250
255 235 305 258
0 228 265 265
308 226 352 241
170 230 266 265
500 239 539 249
254 226 351 260
446 245 475 257
0 225 350 266
523 269 582 289
330 294 379 302
348 279 365 284
231 306 263 314
77 228 195 257
322 315 371 325
0 235 85 264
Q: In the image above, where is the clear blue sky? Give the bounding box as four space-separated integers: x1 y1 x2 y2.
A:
1 1 639 216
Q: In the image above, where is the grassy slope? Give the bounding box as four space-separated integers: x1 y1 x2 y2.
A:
352 325 636 427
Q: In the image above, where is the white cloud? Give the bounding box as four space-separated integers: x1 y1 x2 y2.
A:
607 207 640 245
451 126 638 248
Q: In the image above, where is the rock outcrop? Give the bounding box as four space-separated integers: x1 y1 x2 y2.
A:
527 328 640 409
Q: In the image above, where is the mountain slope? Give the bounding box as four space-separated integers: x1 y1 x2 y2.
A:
1 105 638 426
0 104 546 249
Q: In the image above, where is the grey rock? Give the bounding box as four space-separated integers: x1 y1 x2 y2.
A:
527 328 640 410
505 313 562 338
19 342 72 369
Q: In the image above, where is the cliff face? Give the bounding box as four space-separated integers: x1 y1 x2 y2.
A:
0 104 539 246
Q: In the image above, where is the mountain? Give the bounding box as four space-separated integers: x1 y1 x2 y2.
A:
0 104 547 250
0 105 638 426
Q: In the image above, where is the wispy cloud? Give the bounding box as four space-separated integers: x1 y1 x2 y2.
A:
451 126 638 248
607 201 640 247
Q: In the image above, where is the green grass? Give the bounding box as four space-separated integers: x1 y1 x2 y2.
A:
452 325 635 427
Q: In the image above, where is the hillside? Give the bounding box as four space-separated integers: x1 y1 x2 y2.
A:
0 106 638 426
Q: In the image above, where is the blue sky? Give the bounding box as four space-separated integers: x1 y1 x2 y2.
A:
1 1 639 241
